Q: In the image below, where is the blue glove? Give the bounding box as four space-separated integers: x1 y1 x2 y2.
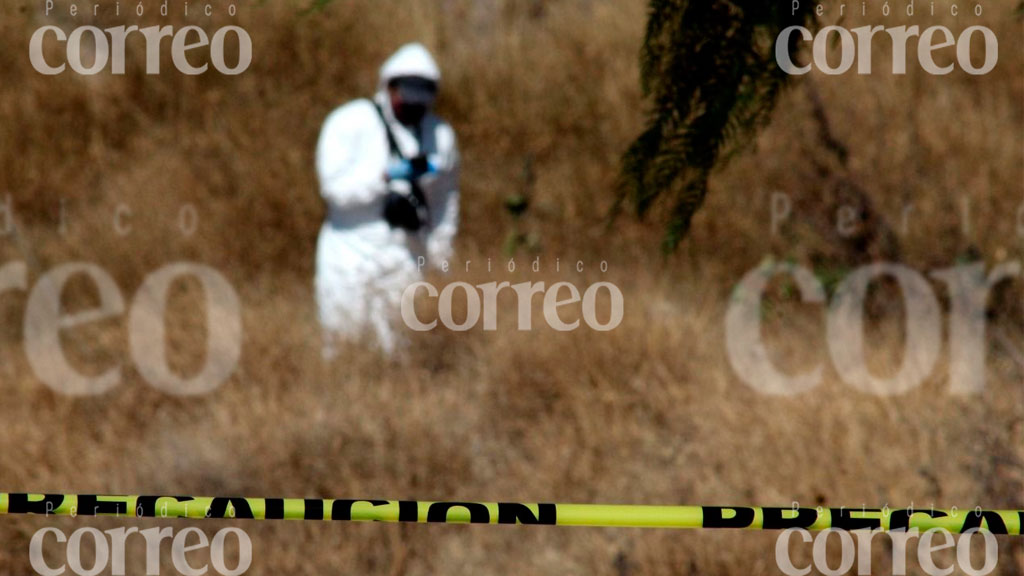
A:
386 157 438 181
386 160 414 181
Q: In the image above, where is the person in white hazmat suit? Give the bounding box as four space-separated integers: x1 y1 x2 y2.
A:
315 43 459 357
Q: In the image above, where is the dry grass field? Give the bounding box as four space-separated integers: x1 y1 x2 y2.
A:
0 0 1021 574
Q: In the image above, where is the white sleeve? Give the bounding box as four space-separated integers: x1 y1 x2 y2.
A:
426 125 460 267
316 101 387 209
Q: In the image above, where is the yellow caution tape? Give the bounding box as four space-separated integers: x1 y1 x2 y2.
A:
1 494 1020 534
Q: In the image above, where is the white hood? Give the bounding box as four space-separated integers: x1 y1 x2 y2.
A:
378 43 441 89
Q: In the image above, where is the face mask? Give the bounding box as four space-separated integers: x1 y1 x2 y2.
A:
394 102 428 126
389 76 437 126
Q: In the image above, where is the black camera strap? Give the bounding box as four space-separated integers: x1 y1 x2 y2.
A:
373 103 430 225
374 103 405 160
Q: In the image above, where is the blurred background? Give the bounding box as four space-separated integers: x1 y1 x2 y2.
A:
0 0 1021 573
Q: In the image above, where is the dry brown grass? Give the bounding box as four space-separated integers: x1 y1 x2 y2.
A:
0 0 1021 574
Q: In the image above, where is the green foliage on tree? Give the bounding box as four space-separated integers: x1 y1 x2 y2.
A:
619 0 820 251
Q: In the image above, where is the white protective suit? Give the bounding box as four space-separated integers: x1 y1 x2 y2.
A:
315 44 460 357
